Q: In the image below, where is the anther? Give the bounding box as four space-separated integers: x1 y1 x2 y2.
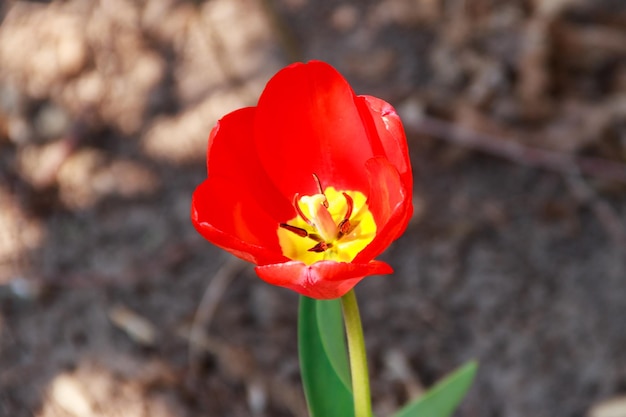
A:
279 223 308 237
308 242 332 253
307 233 325 243
338 219 351 235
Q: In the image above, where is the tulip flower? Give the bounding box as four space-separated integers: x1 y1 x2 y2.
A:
191 61 412 299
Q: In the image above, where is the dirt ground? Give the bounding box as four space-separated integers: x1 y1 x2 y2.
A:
1 1 626 416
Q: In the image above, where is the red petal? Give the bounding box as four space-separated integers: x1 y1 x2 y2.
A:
192 179 287 265
254 61 375 198
205 108 292 218
357 95 413 191
353 157 413 263
191 107 292 265
255 260 393 299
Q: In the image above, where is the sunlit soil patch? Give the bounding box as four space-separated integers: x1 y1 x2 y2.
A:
40 358 180 417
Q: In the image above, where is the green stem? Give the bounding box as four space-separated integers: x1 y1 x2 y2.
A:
340 289 372 417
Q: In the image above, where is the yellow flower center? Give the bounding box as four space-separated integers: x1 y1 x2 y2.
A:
277 177 376 265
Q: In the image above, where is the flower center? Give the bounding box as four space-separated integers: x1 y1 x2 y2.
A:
277 174 376 265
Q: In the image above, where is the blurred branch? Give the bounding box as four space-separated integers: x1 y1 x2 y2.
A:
407 115 626 184
566 172 626 250
406 114 626 251
187 255 246 379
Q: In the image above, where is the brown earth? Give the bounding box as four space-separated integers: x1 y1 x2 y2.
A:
1 1 626 416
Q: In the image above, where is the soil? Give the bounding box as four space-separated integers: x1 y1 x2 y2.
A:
1 1 626 417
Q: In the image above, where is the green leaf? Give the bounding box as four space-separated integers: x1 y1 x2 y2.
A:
298 296 354 417
391 361 478 417
314 297 352 391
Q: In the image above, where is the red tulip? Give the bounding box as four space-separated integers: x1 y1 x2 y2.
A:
191 61 412 299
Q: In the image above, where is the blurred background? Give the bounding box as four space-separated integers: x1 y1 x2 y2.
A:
1 0 626 416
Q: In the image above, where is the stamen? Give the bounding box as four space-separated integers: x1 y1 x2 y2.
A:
312 173 324 194
293 193 313 226
308 242 332 253
280 223 308 237
336 192 354 237
342 192 354 221
312 173 329 208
